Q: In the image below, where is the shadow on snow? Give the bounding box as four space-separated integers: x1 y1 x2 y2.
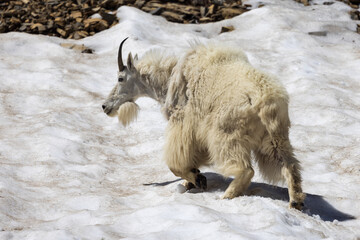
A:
144 172 355 222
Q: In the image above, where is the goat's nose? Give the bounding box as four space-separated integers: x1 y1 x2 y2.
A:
102 104 106 110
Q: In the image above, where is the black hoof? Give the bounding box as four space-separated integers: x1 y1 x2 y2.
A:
290 201 304 210
191 168 200 174
195 174 207 190
185 182 196 190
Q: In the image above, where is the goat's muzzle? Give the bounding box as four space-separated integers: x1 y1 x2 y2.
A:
102 104 113 116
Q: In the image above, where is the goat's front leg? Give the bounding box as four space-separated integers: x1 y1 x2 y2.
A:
180 169 207 190
164 121 207 190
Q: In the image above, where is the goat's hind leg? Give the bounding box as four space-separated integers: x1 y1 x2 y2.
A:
211 138 253 199
222 166 254 199
277 141 305 210
257 136 305 210
282 157 305 210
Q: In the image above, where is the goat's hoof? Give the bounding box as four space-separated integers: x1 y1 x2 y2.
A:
195 174 207 190
183 181 196 190
221 190 239 200
290 201 304 211
221 194 231 200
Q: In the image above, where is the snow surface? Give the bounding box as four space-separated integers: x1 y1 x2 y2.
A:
1 0 360 239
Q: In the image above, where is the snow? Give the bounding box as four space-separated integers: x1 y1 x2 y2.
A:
0 0 360 239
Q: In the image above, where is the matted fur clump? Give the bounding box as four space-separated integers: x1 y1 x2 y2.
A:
117 102 139 126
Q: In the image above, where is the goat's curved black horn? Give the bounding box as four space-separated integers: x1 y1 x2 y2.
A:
118 37 129 71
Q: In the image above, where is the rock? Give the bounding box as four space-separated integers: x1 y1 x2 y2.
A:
135 0 146 8
84 18 109 31
294 0 309 6
75 31 89 38
349 0 360 4
220 7 247 19
54 17 65 27
10 17 21 25
70 11 82 19
31 23 46 32
161 11 185 23
19 24 27 31
308 31 327 36
0 24 5 33
350 10 360 20
47 20 55 29
296 0 310 6
56 28 67 37
302 0 310 6
94 20 109 31
60 43 93 53
220 25 235 33
199 17 212 22
200 6 206 17
100 11 117 25
150 7 164 16
208 4 215 15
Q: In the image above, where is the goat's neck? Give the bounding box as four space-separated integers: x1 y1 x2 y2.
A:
138 72 170 106
135 52 177 107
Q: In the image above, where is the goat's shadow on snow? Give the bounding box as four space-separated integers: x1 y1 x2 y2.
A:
144 172 355 222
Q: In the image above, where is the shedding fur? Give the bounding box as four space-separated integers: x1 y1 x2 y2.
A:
102 42 305 210
117 101 139 126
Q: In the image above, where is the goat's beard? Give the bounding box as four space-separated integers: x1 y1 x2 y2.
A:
117 102 139 126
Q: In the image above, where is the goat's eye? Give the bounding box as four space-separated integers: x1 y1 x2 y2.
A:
118 77 124 82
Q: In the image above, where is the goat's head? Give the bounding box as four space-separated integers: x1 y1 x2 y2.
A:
102 38 141 125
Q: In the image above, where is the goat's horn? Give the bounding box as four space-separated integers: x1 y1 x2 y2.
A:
118 37 129 71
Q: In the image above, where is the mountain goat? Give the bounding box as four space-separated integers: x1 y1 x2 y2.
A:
102 38 306 210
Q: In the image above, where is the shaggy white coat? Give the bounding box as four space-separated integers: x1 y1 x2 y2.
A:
131 43 305 209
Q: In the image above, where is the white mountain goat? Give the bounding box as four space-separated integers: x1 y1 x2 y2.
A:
102 38 306 210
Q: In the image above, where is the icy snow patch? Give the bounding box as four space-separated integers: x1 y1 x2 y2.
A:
0 0 360 239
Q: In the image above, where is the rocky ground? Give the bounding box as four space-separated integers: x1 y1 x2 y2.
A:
0 0 359 39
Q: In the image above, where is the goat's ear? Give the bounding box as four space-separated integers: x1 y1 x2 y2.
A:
134 54 138 62
127 52 135 71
